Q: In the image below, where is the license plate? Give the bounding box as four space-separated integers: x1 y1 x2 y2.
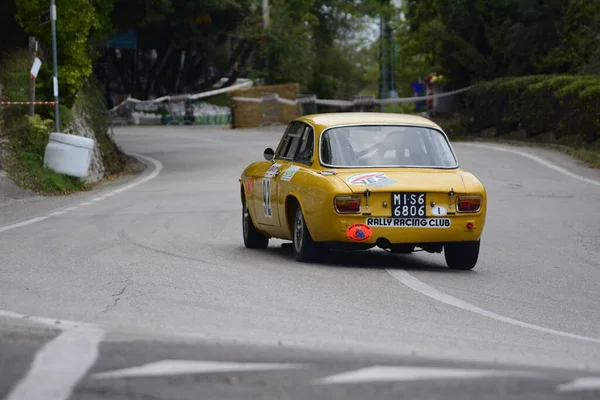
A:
392 192 426 218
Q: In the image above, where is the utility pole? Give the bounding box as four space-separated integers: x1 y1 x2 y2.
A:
50 0 60 132
262 0 270 29
378 0 398 111
28 37 37 116
262 0 271 83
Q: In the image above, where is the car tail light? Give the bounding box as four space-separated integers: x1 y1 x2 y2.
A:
457 196 482 212
335 196 361 213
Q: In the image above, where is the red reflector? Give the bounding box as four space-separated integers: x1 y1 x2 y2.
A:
466 222 474 230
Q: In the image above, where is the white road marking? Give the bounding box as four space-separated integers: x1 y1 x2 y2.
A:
91 360 307 380
0 217 48 234
5 326 104 400
387 269 600 344
48 211 67 216
557 377 600 392
463 143 600 187
106 153 163 196
0 153 162 235
313 366 539 385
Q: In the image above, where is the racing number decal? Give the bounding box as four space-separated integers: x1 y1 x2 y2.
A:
262 179 272 218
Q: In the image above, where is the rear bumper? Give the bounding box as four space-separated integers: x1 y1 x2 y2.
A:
309 214 486 244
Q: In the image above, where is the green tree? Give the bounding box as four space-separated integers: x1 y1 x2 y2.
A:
397 0 600 87
14 0 116 105
106 0 257 98
249 0 379 99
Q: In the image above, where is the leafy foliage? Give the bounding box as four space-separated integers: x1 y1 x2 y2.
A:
0 50 126 194
465 75 600 144
399 0 600 87
14 0 115 106
248 0 378 99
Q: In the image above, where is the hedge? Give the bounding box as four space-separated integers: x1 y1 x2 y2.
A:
465 75 600 143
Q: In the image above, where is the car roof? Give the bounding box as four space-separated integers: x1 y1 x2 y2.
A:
296 112 441 131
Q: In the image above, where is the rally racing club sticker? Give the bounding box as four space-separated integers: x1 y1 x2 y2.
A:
366 217 451 228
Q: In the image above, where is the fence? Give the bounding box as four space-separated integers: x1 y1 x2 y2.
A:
107 79 473 128
108 78 253 127
230 85 473 127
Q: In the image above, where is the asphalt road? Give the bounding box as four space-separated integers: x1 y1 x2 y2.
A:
1 125 600 399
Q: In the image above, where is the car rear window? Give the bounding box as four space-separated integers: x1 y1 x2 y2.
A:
320 125 458 168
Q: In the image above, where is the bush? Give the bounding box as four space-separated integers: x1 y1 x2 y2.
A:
465 75 600 143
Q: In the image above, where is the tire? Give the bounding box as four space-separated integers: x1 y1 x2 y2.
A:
292 205 319 262
444 240 480 270
242 198 269 249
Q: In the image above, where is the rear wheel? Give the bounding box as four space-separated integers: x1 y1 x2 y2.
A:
444 240 480 270
292 205 320 262
242 198 269 249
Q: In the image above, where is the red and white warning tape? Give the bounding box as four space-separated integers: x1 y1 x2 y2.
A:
0 101 57 106
232 86 473 107
108 79 254 112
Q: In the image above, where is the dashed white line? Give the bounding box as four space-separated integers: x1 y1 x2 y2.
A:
78 202 93 206
91 197 105 202
387 269 600 344
5 326 105 400
0 217 49 234
91 360 307 380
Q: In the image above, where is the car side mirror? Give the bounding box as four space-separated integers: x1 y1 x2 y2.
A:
264 147 275 161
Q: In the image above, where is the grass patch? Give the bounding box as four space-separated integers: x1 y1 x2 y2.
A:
563 147 600 168
17 150 88 193
2 113 88 194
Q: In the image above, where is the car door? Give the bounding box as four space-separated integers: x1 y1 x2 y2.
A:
256 122 304 227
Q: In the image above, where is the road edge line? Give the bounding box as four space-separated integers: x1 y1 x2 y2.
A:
386 269 600 344
462 143 600 187
0 153 163 235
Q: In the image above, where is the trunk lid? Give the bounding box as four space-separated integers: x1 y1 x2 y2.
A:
333 169 467 218
335 169 466 194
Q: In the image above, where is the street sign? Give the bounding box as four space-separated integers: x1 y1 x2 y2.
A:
30 57 42 79
39 9 50 25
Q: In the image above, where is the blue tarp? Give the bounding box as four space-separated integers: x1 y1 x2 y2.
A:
108 29 137 49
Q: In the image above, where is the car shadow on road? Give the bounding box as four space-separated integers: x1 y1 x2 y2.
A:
256 243 472 274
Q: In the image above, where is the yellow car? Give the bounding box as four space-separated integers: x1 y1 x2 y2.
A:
240 112 487 270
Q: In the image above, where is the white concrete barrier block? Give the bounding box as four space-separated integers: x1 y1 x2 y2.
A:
43 132 95 178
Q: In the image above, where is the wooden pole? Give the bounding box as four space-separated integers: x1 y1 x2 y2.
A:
28 36 37 116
